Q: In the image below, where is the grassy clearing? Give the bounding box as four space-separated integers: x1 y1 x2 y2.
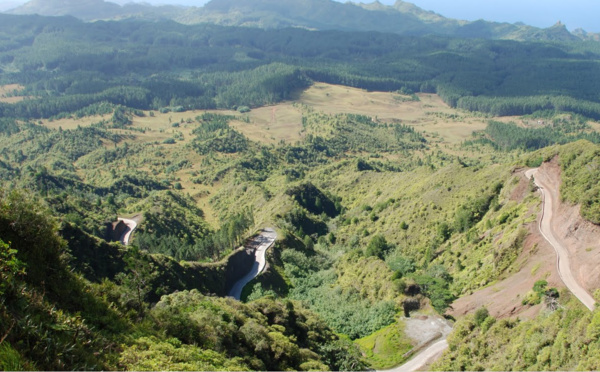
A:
355 318 413 369
228 103 304 145
299 83 489 145
0 84 26 103
41 115 110 130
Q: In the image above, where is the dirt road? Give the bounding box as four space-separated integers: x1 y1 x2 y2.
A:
228 228 277 300
526 168 596 311
385 316 452 372
389 339 448 372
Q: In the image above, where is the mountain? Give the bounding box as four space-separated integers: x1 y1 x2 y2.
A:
7 0 183 21
175 0 579 42
573 28 600 42
8 0 119 18
5 0 589 42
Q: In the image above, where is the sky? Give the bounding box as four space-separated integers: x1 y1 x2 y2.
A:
0 0 598 33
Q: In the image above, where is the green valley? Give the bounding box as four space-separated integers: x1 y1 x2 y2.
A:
1 3 600 371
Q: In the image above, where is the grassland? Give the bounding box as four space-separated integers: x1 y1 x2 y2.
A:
355 318 413 369
32 83 511 221
0 84 26 103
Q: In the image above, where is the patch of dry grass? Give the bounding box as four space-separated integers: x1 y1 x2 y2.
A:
229 103 304 145
0 84 27 103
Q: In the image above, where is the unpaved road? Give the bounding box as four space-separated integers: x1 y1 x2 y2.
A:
526 168 596 311
385 316 452 372
390 339 448 372
389 166 599 372
117 218 138 246
228 228 277 300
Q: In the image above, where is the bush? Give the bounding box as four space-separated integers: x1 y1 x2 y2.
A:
387 254 415 277
474 307 490 326
365 235 390 259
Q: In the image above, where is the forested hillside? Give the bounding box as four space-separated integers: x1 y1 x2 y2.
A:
1 9 600 372
1 14 600 121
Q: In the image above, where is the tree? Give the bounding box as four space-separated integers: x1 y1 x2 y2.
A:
115 247 158 317
319 338 369 371
365 234 390 259
387 254 415 277
303 235 314 251
0 239 25 297
474 307 490 326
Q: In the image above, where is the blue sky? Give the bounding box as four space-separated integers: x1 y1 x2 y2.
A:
1 0 598 32
387 0 600 32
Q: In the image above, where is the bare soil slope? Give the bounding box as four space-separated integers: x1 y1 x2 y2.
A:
449 160 600 319
541 158 600 292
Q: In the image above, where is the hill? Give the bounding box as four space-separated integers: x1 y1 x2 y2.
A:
7 0 183 20
5 0 586 42
2 75 600 369
179 0 581 42
0 14 599 122
1 9 600 372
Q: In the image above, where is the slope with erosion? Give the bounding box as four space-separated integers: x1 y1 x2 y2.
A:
444 146 600 319
431 142 600 371
447 168 564 319
527 162 596 310
524 146 600 302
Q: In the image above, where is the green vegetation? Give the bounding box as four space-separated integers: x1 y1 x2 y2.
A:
0 190 367 371
279 240 399 339
467 120 600 151
1 14 600 122
355 319 414 369
433 300 600 371
558 141 600 224
2 10 600 371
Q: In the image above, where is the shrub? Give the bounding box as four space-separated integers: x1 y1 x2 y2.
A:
163 138 176 144
365 235 390 259
474 307 490 326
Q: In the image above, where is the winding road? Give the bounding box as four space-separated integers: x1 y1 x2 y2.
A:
117 218 138 246
526 168 596 311
388 167 597 372
228 228 277 300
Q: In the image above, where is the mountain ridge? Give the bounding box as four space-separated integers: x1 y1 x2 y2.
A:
4 0 593 42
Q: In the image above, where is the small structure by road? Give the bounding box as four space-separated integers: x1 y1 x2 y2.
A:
228 228 277 300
